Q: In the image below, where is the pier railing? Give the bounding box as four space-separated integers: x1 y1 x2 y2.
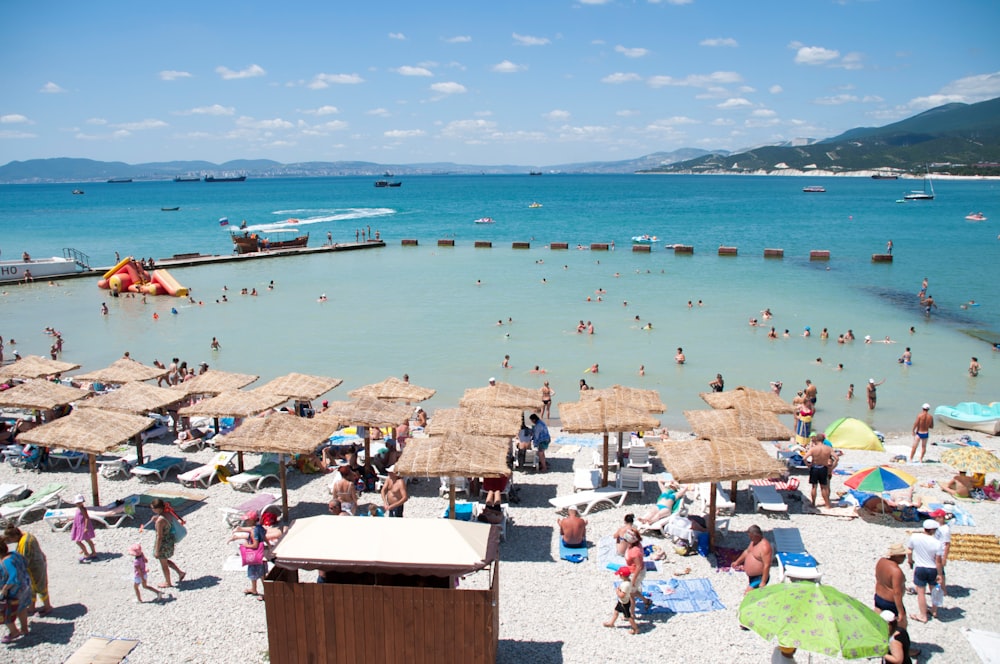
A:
62 247 91 269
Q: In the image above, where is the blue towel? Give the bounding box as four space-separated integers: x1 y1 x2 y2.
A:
559 540 589 563
927 503 976 527
636 578 726 614
777 551 818 568
442 503 474 521
552 434 602 448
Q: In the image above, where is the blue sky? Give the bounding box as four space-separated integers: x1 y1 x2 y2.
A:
2 1 998 166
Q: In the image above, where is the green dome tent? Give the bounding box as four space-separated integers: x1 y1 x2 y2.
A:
823 417 884 451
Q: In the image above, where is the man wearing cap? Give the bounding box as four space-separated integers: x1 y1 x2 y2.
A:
910 404 933 463
866 377 885 410
488 376 496 386
931 509 951 597
906 520 944 623
319 400 329 413
874 543 908 629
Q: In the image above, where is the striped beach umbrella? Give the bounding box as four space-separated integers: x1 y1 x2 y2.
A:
843 465 916 493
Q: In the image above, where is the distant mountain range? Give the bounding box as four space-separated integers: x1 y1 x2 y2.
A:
2 97 998 183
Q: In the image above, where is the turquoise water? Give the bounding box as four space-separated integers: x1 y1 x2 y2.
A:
2 175 998 432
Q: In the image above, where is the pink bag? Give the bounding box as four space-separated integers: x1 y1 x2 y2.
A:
239 543 265 566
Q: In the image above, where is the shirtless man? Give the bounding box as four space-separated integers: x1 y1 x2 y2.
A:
674 347 685 364
414 408 427 428
874 543 908 629
942 470 975 498
540 381 553 419
804 379 818 406
381 469 408 517
910 404 933 463
558 507 587 547
805 437 836 508
733 525 772 593
969 357 980 377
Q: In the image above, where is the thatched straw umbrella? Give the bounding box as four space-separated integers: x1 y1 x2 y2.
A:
394 431 511 517
169 370 259 397
699 386 795 415
651 437 787 550
459 381 542 411
348 376 436 403
560 399 661 487
0 379 91 411
214 415 343 520
0 355 80 380
18 409 155 505
581 385 667 413
684 409 794 442
76 382 188 461
426 406 524 438
257 372 344 402
71 357 168 385
315 397 414 469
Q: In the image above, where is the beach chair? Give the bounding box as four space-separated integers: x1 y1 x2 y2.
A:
549 487 628 516
751 484 789 513
626 445 653 471
574 468 600 492
772 527 823 583
518 448 539 471
140 422 170 443
48 450 87 470
130 456 186 482
43 495 139 532
178 451 237 489
0 483 27 506
704 483 736 515
98 451 150 479
174 427 212 453
220 492 281 527
472 502 510 541
592 449 620 472
0 482 64 526
615 467 645 493
228 454 281 492
439 476 469 498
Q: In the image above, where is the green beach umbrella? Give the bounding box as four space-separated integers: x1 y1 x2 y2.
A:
824 417 883 451
739 582 889 659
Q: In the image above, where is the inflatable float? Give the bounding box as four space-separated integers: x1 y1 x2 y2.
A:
98 257 188 297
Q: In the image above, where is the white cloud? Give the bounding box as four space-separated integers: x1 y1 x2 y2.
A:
615 45 649 58
492 60 526 73
384 129 426 138
236 116 294 130
388 32 406 40
40 82 65 94
0 114 31 124
367 108 391 117
793 46 840 65
430 81 467 95
602 72 642 84
710 118 735 126
837 52 864 70
308 73 364 89
752 109 777 117
717 98 753 109
395 66 433 77
215 64 267 80
814 94 883 105
649 116 699 127
908 71 1000 109
544 110 571 121
444 35 471 43
648 71 743 88
769 85 783 94
113 119 168 130
439 119 499 140
513 33 550 46
700 38 738 48
159 70 192 81
181 104 235 116
303 105 340 116
315 120 348 131
616 109 640 117
86 118 107 125
0 130 36 139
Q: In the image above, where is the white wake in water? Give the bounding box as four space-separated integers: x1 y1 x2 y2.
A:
224 207 395 233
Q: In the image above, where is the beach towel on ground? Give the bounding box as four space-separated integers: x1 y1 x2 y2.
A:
553 434 602 448
928 503 976 527
596 536 658 572
559 540 589 563
635 578 725 614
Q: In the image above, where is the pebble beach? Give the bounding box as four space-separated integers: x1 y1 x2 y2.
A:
2 424 999 663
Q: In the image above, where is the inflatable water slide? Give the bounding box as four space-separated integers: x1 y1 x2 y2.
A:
97 257 188 297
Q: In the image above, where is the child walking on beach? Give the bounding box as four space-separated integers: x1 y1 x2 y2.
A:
603 566 640 635
70 494 97 562
129 544 162 603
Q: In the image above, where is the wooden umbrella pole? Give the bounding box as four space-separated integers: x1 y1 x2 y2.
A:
449 482 456 519
89 453 100 506
601 432 610 487
214 416 220 435
237 450 245 473
708 488 718 552
279 455 289 522
364 428 372 470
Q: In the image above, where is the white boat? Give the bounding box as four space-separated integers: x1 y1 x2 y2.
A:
631 235 658 244
474 217 494 224
528 202 542 208
0 249 91 283
802 185 826 193
965 212 987 222
903 169 935 200
934 402 1000 436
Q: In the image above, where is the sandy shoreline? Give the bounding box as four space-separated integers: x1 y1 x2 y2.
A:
1 426 999 663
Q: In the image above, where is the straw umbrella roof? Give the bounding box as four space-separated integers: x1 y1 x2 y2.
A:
699 386 795 414
651 437 787 484
257 372 344 401
169 370 259 397
17 408 155 455
0 379 91 410
71 357 168 384
684 409 794 441
426 406 524 437
315 397 414 428
559 399 661 434
580 385 667 413
459 381 542 410
0 355 81 380
394 431 511 479
76 381 186 414
178 389 288 419
213 414 342 455
347 376 436 403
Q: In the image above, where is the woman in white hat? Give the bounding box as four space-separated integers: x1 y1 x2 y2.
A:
70 494 97 562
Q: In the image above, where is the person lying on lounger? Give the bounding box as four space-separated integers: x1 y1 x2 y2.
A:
637 480 688 525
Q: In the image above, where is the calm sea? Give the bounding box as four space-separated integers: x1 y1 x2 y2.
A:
2 175 998 432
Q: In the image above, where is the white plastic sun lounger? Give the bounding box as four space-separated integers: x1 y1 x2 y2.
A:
549 487 628 516
772 527 823 583
0 482 64 526
220 492 281 527
178 451 237 489
574 468 600 492
131 456 186 482
751 484 788 513
98 452 150 479
43 495 139 532
48 450 87 470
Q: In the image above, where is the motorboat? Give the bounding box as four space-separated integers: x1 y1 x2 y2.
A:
529 202 542 208
0 248 91 283
934 402 1000 436
631 235 658 244
232 231 309 254
966 212 987 222
374 180 402 188
802 185 826 193
473 217 494 224
161 207 180 212
72 189 84 195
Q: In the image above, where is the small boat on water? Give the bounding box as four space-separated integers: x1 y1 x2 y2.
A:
205 175 247 182
72 189 84 195
161 207 180 212
0 248 91 283
107 178 132 183
966 212 987 222
374 180 402 187
631 235 658 244
935 402 1000 435
871 171 899 180
474 217 494 224
802 185 826 193
903 168 935 200
231 231 309 254
174 175 200 182
528 202 543 208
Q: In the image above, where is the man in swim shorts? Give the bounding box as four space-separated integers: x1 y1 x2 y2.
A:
906 520 944 624
910 403 933 463
732 525 772 593
874 543 908 629
804 437 836 508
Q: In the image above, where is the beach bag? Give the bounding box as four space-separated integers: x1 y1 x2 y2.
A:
170 520 187 543
240 542 266 566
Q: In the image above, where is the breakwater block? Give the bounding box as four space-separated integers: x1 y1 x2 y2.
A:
718 246 738 256
437 239 455 247
474 241 492 248
764 248 784 258
809 250 830 260
631 244 651 253
674 245 694 254
871 254 893 263
401 239 418 246
512 242 530 249
550 242 569 250
591 243 610 251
